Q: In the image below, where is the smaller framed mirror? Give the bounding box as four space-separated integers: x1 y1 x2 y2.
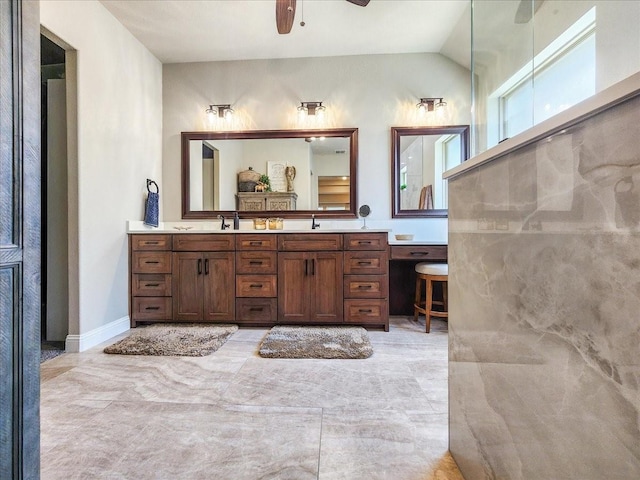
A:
391 125 470 218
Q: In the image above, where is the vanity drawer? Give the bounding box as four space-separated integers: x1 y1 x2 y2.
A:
344 233 388 251
132 274 172 296
236 275 277 297
132 297 172 320
236 234 277 250
236 298 277 322
131 234 171 251
132 251 172 274
344 251 388 275
236 251 277 274
344 299 388 323
277 234 343 251
344 275 388 299
172 234 235 251
390 245 447 261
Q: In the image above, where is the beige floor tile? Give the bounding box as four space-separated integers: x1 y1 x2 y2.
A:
41 317 463 480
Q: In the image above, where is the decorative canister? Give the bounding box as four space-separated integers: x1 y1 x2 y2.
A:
253 218 267 230
268 218 283 230
238 167 261 192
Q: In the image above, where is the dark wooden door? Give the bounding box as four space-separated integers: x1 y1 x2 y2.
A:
0 1 41 478
310 252 343 322
172 252 202 321
202 252 235 322
278 252 309 321
278 251 343 323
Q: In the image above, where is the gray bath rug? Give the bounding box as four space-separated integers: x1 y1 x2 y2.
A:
259 326 373 359
104 323 238 357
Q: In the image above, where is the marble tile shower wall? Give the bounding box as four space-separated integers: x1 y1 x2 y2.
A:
447 93 640 479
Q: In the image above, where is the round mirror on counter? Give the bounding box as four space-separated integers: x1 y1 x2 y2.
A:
358 204 371 229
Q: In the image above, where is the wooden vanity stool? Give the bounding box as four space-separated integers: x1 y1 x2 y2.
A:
413 263 448 333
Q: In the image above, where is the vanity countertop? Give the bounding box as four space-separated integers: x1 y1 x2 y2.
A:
127 221 390 234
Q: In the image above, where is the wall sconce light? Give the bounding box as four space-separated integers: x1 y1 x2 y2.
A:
416 97 447 114
206 104 234 122
298 101 326 119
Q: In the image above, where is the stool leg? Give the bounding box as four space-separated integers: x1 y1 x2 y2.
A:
413 275 422 323
426 277 433 333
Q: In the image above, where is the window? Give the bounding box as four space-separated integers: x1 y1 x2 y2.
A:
490 7 596 144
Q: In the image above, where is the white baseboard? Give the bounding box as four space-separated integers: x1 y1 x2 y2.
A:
65 315 130 352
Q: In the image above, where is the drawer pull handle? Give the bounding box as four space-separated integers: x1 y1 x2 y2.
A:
249 307 264 312
145 260 160 264
249 241 263 246
205 258 209 275
249 261 264 265
145 306 160 311
145 283 160 287
358 308 373 313
357 241 372 245
198 259 202 275
249 284 264 288
410 252 429 256
144 241 159 245
357 261 372 265
358 285 373 290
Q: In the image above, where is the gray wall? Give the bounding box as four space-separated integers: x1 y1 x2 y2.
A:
447 91 640 479
162 52 472 236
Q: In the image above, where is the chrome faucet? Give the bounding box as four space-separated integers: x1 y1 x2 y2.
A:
218 215 230 230
311 214 320 230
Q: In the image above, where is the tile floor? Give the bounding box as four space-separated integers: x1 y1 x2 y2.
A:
40 317 464 480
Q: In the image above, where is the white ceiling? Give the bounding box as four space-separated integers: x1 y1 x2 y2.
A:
99 0 470 64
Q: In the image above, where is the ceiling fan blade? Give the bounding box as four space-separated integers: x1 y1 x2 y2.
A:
276 0 297 34
514 0 544 24
346 0 370 5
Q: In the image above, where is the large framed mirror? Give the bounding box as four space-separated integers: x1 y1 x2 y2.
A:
182 128 358 219
391 125 470 218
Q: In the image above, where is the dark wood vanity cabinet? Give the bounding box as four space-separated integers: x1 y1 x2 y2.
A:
235 234 278 324
130 235 173 324
172 251 235 322
278 251 344 323
129 232 389 330
343 233 389 329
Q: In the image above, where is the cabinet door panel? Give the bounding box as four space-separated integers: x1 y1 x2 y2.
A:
236 234 277 250
344 251 388 275
277 234 342 251
132 251 172 274
131 234 171 251
132 274 172 297
173 252 202 321
173 234 235 252
132 297 172 321
202 252 235 322
236 251 277 274
390 245 447 261
236 275 277 297
311 252 343 322
344 233 388 251
236 298 277 322
278 252 309 321
344 275 387 299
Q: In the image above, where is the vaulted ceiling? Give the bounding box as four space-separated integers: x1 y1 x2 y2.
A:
100 0 471 65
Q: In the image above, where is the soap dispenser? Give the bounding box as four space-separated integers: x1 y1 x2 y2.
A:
233 212 240 230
